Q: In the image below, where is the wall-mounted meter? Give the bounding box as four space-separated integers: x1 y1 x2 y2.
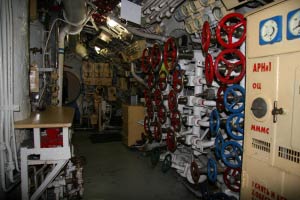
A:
287 8 300 40
259 16 282 45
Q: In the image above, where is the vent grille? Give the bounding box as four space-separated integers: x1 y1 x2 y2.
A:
278 146 300 164
252 138 270 153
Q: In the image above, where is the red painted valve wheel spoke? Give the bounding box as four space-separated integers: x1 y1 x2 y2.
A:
205 53 214 86
216 13 246 49
164 37 178 72
158 105 167 124
216 85 227 112
168 90 177 111
151 44 162 72
147 72 156 89
166 129 177 152
172 69 183 92
223 167 241 192
201 21 211 54
158 71 168 91
214 49 245 84
141 48 152 73
170 110 181 132
154 89 163 106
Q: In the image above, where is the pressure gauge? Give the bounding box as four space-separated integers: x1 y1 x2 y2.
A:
287 8 300 40
212 7 223 21
259 16 282 45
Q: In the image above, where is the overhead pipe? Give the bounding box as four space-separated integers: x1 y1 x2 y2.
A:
126 25 168 41
146 0 183 24
58 0 89 106
131 62 148 88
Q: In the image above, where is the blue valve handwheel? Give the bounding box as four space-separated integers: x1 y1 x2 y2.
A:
223 84 245 113
207 158 217 182
210 109 220 137
221 141 243 168
226 113 244 140
214 133 224 159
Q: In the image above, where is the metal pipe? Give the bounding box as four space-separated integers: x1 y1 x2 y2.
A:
126 25 168 41
131 62 148 88
57 0 90 106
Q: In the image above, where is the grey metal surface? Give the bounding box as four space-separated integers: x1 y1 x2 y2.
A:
73 132 199 200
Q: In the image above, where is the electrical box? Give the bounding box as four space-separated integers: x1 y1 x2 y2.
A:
242 1 300 199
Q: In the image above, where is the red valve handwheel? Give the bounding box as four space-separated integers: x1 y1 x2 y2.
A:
153 120 162 142
158 105 167 124
146 100 154 119
191 161 200 184
170 110 181 132
172 69 183 93
151 43 162 72
141 48 152 73
223 167 241 192
92 13 106 24
154 89 163 106
216 13 246 49
166 129 177 152
158 71 168 91
205 53 214 86
168 90 178 111
216 85 227 112
142 48 152 73
144 116 151 135
201 21 211 54
214 49 245 84
163 37 178 72
147 72 156 89
144 89 151 106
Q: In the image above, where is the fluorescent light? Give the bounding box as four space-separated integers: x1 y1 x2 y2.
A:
107 18 118 27
94 46 101 54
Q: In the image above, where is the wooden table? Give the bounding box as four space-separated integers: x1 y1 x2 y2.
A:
15 106 75 200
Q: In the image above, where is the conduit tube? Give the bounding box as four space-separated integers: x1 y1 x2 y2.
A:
0 0 22 192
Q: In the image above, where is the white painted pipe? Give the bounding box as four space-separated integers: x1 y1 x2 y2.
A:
131 62 148 88
126 25 168 41
159 0 184 19
142 0 160 13
57 0 90 106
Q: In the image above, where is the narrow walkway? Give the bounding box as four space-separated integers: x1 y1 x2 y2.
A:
72 132 198 200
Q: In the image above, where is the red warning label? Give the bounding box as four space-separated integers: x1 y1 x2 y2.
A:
251 181 287 200
253 62 272 72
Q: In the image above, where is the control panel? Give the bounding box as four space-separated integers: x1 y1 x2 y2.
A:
242 1 300 199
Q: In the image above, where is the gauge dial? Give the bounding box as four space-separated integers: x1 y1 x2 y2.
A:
261 20 278 42
287 9 300 40
259 16 282 45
